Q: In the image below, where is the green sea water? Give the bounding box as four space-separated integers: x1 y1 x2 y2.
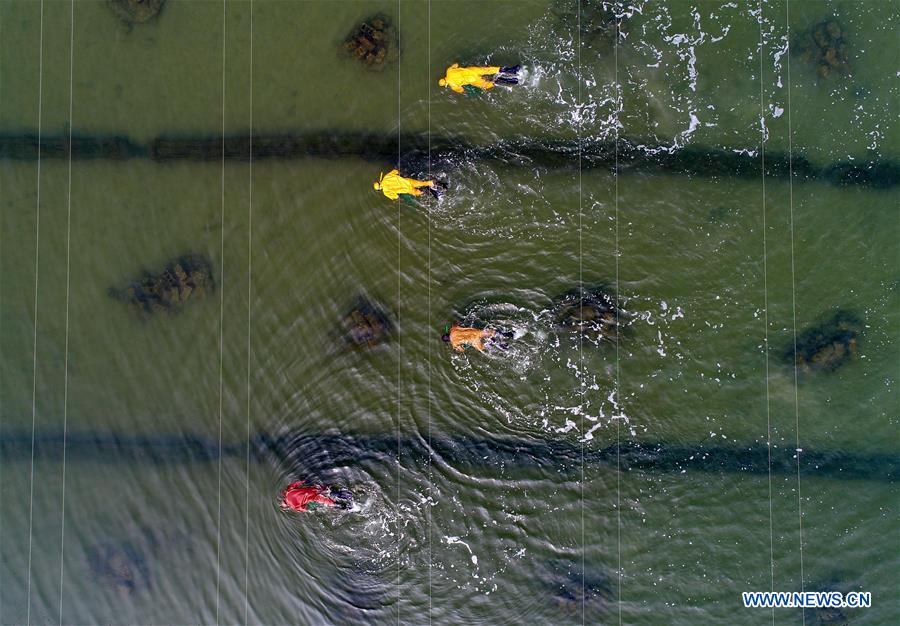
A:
0 1 897 624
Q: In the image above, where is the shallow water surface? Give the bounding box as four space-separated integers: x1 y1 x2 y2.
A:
0 1 897 624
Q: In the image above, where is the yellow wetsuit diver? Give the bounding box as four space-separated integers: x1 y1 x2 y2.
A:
439 64 502 93
439 64 520 94
373 169 435 201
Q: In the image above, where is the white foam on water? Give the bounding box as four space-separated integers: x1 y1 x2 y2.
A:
444 535 479 569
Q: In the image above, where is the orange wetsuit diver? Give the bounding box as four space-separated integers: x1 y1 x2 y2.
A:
281 480 353 512
442 323 499 353
374 169 436 201
439 64 521 94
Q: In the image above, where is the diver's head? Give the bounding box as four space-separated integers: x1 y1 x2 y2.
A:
441 334 451 343
373 181 381 191
439 78 447 87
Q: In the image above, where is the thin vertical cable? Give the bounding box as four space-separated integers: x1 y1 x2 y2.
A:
756 3 776 622
26 3 45 623
426 1 433 622
784 1 805 618
0 3 3 613
244 1 253 623
215 1 226 623
396 1 402 622
613 3 622 625
576 1 585 625
57 1 75 621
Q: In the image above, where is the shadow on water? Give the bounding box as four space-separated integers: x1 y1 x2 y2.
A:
0 132 897 189
2 429 896 482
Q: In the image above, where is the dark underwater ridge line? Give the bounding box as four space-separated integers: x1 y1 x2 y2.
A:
1 430 896 482
0 131 896 189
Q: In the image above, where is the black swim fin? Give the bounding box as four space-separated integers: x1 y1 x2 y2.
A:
500 64 521 74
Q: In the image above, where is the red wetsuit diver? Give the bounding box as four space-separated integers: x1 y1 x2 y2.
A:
281 480 353 512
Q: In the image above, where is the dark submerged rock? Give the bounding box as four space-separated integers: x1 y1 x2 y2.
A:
789 310 862 373
341 297 394 349
342 15 398 71
793 18 849 79
554 0 626 49
545 560 614 616
810 607 849 625
801 579 858 625
111 254 213 315
108 0 166 25
581 0 627 48
554 288 621 343
86 541 151 596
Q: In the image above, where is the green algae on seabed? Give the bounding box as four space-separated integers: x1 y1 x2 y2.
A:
109 254 214 315
792 17 850 80
553 286 622 344
340 296 395 349
108 0 166 25
85 525 194 598
342 14 398 71
86 541 152 597
786 310 863 374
